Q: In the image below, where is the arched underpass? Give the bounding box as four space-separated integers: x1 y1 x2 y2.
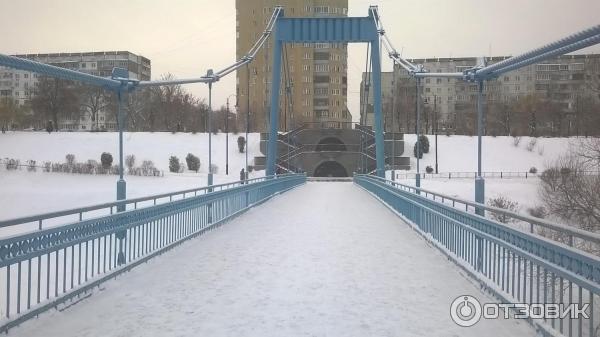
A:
313 160 348 177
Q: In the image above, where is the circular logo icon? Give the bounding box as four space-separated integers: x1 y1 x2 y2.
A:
450 295 482 327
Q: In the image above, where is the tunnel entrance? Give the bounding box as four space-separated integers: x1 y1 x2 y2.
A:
315 137 346 152
313 161 348 177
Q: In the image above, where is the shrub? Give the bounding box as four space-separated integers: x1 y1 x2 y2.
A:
43 161 51 172
425 166 434 174
527 206 547 219
46 120 53 133
487 195 520 224
125 155 136 173
141 160 159 176
87 160 98 174
169 156 181 173
513 136 521 147
65 154 75 166
237 136 246 153
27 160 36 172
185 153 200 172
418 135 430 153
413 142 423 159
529 167 538 174
560 167 571 176
540 168 561 192
100 152 113 169
526 138 537 152
247 165 254 173
5 158 19 170
210 163 219 174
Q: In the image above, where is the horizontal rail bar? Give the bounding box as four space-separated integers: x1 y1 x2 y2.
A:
0 173 306 331
372 175 600 247
0 174 299 230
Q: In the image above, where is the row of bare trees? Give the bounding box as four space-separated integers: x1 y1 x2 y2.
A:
387 77 600 137
0 74 241 133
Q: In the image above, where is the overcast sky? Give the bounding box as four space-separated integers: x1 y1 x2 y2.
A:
1 0 599 120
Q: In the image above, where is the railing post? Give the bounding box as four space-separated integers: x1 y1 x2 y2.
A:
115 86 127 266
475 80 485 216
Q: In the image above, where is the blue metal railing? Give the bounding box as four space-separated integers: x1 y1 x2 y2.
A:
0 173 305 332
378 176 600 252
355 174 600 337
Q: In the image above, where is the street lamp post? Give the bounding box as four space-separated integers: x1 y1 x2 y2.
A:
434 94 438 174
226 94 237 176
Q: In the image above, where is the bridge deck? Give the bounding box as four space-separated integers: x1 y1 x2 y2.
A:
13 182 535 337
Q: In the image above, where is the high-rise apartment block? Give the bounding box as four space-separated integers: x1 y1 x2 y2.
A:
235 0 351 132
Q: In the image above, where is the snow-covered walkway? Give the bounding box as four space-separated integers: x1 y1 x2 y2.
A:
11 182 535 337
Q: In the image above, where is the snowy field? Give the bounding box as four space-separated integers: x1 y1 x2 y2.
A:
0 131 576 221
9 183 535 337
0 131 264 221
390 134 576 213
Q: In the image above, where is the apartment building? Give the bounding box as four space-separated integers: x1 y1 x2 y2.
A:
235 0 351 132
361 53 600 134
0 51 150 130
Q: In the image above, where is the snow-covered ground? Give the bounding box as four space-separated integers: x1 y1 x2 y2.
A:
0 131 264 221
0 131 576 221
401 134 571 173
9 183 536 337
390 134 576 213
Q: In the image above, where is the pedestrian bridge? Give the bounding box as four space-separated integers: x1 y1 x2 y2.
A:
0 174 598 337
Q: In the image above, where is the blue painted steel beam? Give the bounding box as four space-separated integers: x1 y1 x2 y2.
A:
277 17 377 43
370 36 385 178
267 10 385 176
266 10 285 176
0 54 122 90
475 25 600 79
481 33 600 79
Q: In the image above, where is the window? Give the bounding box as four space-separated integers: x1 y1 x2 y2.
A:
303 53 311 60
570 63 584 71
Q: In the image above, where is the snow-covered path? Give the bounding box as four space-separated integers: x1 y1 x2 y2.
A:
10 182 535 337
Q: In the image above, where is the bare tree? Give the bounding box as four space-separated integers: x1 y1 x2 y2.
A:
78 84 111 131
540 154 600 235
31 77 78 129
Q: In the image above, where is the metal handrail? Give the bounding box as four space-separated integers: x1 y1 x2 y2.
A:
363 175 600 247
0 173 306 332
355 174 600 337
0 174 299 230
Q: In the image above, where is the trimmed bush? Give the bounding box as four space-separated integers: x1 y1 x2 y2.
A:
425 166 434 174
100 152 113 169
66 154 75 166
237 136 246 153
169 156 181 173
529 167 538 174
418 135 430 153
185 153 201 172
413 142 423 159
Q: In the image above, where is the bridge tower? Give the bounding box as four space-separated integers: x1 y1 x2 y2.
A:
266 7 386 178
